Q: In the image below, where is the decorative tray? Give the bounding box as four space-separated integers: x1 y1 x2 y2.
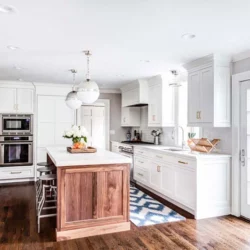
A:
67 147 97 154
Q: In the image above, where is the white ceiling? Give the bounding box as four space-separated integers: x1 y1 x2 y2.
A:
0 0 250 89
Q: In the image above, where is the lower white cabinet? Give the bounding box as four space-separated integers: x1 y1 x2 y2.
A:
0 166 34 181
111 141 121 153
134 147 231 219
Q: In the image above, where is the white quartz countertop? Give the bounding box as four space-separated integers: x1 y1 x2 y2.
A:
46 147 132 167
134 145 231 158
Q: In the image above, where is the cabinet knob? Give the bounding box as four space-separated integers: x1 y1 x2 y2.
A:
11 171 22 174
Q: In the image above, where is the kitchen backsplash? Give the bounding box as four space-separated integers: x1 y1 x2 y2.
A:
131 106 232 153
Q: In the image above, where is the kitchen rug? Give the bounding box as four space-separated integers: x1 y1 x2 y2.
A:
130 186 185 227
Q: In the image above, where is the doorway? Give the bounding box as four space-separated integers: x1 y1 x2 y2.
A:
77 99 110 150
240 80 250 219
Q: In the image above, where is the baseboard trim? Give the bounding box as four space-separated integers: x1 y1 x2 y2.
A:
56 222 131 241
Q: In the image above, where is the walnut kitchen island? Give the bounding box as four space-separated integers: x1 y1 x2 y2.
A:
46 147 132 241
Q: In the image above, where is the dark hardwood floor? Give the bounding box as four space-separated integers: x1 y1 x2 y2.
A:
1 183 250 250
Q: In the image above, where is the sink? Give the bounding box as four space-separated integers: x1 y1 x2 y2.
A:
163 148 187 152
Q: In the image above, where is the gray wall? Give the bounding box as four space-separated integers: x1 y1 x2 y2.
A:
232 57 250 75
99 93 126 142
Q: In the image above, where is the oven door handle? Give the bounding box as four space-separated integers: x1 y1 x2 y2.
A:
0 142 33 145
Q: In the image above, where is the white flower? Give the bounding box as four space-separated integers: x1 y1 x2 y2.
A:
72 125 79 132
66 130 73 137
80 126 88 136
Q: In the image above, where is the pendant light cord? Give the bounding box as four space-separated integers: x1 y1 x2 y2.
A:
85 50 91 81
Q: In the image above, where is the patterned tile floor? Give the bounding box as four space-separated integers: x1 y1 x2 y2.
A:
130 186 185 227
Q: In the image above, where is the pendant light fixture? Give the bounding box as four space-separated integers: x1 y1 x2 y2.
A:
65 69 82 109
77 50 100 104
169 70 182 87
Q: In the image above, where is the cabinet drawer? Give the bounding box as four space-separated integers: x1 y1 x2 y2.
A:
134 167 149 184
174 157 196 170
134 156 148 170
134 148 152 158
0 166 34 180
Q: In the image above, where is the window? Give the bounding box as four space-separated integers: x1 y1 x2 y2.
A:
174 82 201 147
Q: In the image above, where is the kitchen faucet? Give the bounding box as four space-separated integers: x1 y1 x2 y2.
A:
171 126 185 149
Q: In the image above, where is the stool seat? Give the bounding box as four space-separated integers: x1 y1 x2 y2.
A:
37 162 52 167
39 174 57 181
37 167 53 173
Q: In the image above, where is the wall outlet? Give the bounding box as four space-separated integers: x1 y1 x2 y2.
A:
110 130 115 135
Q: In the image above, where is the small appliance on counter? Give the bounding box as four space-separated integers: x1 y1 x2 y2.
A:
126 129 131 141
151 129 162 145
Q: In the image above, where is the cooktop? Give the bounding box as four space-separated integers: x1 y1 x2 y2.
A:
121 141 154 145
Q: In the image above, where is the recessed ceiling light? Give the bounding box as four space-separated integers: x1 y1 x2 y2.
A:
0 5 16 14
116 74 124 77
140 60 150 63
18 78 23 81
7 45 20 50
14 66 22 70
181 33 196 40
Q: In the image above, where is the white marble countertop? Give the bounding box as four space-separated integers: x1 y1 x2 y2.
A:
46 147 132 167
111 140 231 158
134 145 231 158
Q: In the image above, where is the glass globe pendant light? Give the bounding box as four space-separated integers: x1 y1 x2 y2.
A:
65 69 82 109
77 50 100 104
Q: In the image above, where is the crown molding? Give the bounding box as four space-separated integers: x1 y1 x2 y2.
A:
100 88 121 94
232 50 250 62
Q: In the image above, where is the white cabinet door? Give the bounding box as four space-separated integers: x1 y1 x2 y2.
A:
149 161 162 191
199 67 213 123
16 89 34 113
161 164 175 199
148 84 161 125
121 107 130 126
188 71 200 124
0 87 16 113
129 88 139 105
175 167 195 209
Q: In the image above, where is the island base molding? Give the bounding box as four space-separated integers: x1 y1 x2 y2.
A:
56 222 131 241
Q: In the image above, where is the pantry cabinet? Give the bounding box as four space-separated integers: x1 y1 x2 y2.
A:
148 75 175 127
0 86 34 114
121 107 140 127
184 54 231 127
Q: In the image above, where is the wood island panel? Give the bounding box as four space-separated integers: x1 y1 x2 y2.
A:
49 155 131 241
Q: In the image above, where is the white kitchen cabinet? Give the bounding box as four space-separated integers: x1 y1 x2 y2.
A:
16 88 34 113
175 167 195 210
0 87 34 114
149 161 162 191
0 166 34 181
0 87 16 113
184 54 231 127
161 164 175 199
133 146 231 219
148 75 175 127
121 79 148 107
121 107 140 127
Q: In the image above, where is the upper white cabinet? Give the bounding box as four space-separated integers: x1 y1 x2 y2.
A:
0 86 34 114
0 87 16 113
121 107 140 127
16 88 34 113
148 75 175 127
121 79 148 107
183 54 231 127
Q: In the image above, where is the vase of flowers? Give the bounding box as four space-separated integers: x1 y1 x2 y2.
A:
63 125 88 149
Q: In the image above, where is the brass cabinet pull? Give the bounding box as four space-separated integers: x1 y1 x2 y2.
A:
178 161 188 165
157 165 161 172
199 111 201 119
138 160 144 164
137 173 144 177
11 171 22 174
138 151 144 154
196 111 199 119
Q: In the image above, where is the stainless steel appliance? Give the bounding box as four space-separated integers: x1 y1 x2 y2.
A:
0 135 33 166
0 114 33 135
